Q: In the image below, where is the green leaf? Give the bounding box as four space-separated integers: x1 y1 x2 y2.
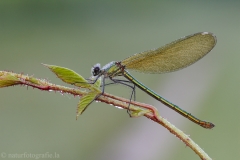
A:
76 91 100 119
94 77 101 88
43 64 91 88
0 72 20 88
88 76 102 92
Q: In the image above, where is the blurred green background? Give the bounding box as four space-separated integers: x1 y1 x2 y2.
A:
0 1 239 160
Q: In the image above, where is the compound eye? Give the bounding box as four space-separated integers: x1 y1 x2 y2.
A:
93 67 100 76
92 63 101 76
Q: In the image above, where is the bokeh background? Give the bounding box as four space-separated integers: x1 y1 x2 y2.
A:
0 1 239 160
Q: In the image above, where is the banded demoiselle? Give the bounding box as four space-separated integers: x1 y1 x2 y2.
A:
91 32 216 129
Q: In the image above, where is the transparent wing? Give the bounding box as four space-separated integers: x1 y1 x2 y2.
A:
121 32 217 73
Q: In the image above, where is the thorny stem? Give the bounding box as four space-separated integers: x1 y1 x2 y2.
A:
0 71 212 160
102 93 211 160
